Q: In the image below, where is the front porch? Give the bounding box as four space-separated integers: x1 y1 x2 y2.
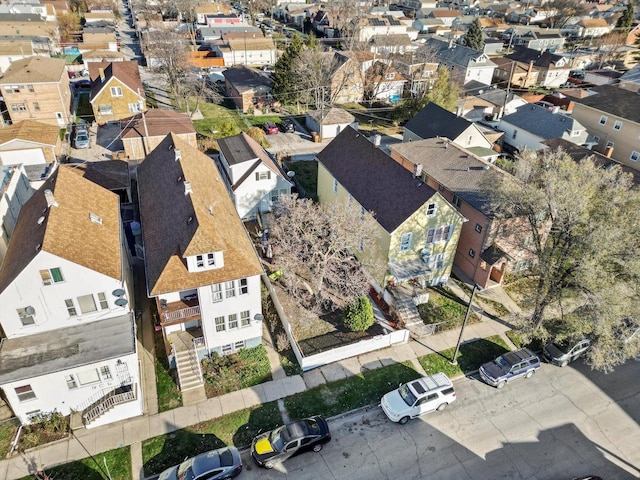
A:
157 296 201 327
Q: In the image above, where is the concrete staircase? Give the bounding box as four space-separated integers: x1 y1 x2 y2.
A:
174 349 204 391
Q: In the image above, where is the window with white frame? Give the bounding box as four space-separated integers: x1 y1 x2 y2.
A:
28 85 34 92
211 283 223 302
399 232 413 252
606 141 614 148
239 278 248 294
222 343 233 354
426 202 437 217
631 151 640 162
66 375 78 389
613 120 622 131
468 248 475 258
65 299 77 316
196 255 205 268
255 171 271 181
426 225 451 244
512 129 518 139
570 129 581 137
599 116 607 125
40 267 64 285
423 252 445 269
15 385 36 402
11 104 26 112
100 366 112 379
33 102 40 110
475 223 482 233
228 313 238 329
98 104 113 114
241 310 250 326
77 294 97 314
225 281 236 298
110 86 123 97
452 195 461 208
234 340 245 350
17 308 35 326
333 178 338 193
359 237 365 252
98 292 108 309
128 102 143 113
215 316 225 332
26 410 42 421
593 135 600 144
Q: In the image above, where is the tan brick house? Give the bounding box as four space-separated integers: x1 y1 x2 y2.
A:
0 56 71 127
88 61 145 124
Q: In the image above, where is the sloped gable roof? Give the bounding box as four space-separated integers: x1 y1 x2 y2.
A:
88 60 143 99
307 107 356 125
0 56 65 84
420 37 496 69
405 102 473 140
120 110 195 139
0 120 60 147
573 85 640 124
0 165 122 293
506 46 566 68
501 103 586 139
316 126 440 233
137 134 262 296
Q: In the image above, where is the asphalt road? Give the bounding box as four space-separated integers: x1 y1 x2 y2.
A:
237 360 640 480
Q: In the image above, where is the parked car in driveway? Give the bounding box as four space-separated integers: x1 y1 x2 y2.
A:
158 446 242 480
479 348 541 388
381 372 456 424
281 118 295 133
263 121 279 134
251 415 331 468
543 337 591 367
74 122 90 149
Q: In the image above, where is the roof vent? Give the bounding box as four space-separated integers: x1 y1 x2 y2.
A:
208 205 214 215
184 180 193 195
174 149 182 161
483 164 490 170
177 175 183 183
44 189 58 208
414 163 423 178
187 216 194 224
89 212 102 224
35 243 41 251
37 215 45 225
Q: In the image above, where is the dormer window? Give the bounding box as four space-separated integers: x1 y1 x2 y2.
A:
192 252 220 272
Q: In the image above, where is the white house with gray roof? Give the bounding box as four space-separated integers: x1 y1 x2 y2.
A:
216 131 292 220
499 103 591 153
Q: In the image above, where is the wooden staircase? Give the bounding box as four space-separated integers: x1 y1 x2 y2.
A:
80 384 137 426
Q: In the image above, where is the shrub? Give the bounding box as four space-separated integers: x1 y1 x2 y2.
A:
342 296 374 332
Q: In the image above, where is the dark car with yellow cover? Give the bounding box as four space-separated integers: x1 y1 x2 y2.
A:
251 415 331 469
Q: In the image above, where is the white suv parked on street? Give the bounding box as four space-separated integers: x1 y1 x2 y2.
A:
381 372 456 424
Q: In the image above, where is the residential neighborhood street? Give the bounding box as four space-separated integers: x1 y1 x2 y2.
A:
237 361 640 480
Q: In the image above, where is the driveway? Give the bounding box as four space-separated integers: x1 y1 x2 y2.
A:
65 123 123 163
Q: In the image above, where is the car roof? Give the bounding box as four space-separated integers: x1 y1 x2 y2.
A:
412 373 452 394
501 348 536 365
281 417 323 442
191 447 235 475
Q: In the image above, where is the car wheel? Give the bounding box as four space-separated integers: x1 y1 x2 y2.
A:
313 443 323 452
496 381 506 389
436 403 448 411
399 416 410 424
525 370 535 378
264 461 275 469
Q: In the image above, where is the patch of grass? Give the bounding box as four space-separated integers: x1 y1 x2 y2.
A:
0 417 20 458
18 446 131 480
506 329 544 353
154 330 182 413
145 90 158 109
284 362 421 420
416 288 469 329
418 335 511 377
18 411 69 450
192 102 245 138
283 160 318 199
75 92 94 123
142 402 281 476
202 345 272 397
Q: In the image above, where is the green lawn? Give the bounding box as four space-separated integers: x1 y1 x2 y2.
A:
154 330 182 412
284 362 421 420
416 288 468 328
418 335 511 378
18 446 131 480
202 345 272 397
141 402 282 476
283 160 318 199
0 418 20 458
75 92 94 123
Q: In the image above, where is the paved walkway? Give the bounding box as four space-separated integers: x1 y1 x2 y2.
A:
0 283 518 480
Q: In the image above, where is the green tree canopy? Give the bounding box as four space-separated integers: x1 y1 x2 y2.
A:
462 18 485 51
616 1 635 33
271 35 304 104
491 148 640 371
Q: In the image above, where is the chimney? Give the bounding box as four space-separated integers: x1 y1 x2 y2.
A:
99 67 105 82
174 149 182 161
44 189 58 208
372 134 381 147
414 163 423 178
605 145 614 158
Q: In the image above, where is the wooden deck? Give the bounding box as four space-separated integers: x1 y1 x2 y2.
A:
157 297 201 326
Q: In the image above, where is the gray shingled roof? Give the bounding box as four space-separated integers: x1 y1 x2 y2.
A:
419 37 496 69
389 137 508 217
0 314 135 383
316 127 439 233
500 104 588 141
505 46 565 68
404 102 473 140
573 84 640 124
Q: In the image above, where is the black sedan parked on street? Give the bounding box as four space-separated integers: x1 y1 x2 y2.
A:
251 415 331 468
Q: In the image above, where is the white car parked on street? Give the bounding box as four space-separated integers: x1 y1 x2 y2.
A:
381 372 456 424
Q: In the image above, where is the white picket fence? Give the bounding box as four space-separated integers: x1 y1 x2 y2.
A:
261 275 410 372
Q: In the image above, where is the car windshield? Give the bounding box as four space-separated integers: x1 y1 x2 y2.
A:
495 356 511 372
269 426 286 452
77 133 88 141
398 383 418 406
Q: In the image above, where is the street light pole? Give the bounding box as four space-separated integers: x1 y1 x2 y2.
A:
451 283 481 365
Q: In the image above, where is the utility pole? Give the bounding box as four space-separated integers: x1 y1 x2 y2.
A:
451 284 481 365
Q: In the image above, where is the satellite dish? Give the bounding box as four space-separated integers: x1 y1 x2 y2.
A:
115 298 128 307
253 314 264 323
286 171 295 178
112 288 126 297
25 306 36 315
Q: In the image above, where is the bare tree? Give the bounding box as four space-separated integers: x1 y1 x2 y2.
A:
142 29 189 108
269 195 382 314
292 45 335 107
490 148 640 371
176 75 223 117
57 12 82 43
545 0 586 29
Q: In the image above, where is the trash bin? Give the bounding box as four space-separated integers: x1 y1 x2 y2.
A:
311 131 320 142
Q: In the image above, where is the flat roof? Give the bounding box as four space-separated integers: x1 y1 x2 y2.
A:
0 313 135 384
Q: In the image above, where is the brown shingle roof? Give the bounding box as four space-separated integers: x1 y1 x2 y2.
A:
0 120 60 146
0 165 122 293
120 110 195 139
65 159 131 191
137 133 263 296
88 60 143 98
0 56 65 84
316 126 441 233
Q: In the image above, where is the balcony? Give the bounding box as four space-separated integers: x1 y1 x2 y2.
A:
157 295 201 326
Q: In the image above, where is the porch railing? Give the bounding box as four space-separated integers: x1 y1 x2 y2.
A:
162 305 201 322
81 384 137 425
